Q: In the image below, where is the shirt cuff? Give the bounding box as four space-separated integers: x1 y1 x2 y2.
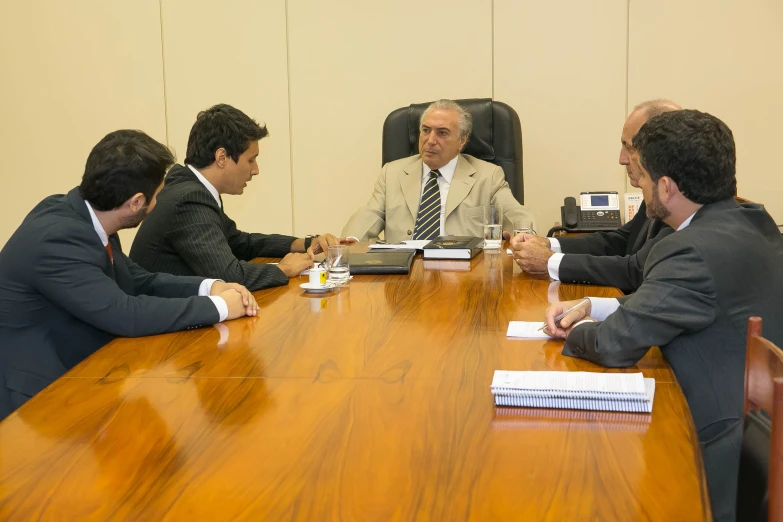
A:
347 236 359 242
587 297 621 321
199 279 227 322
548 253 564 281
208 296 229 322
548 237 562 253
198 278 220 296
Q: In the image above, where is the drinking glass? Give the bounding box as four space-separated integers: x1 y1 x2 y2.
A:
483 204 504 249
326 245 351 284
513 220 535 238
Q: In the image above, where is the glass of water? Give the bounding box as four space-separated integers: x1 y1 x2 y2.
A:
326 245 351 284
513 220 535 238
483 204 504 249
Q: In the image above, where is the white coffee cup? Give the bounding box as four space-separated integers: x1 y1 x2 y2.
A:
309 266 327 286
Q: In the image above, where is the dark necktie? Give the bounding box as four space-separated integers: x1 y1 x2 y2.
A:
412 170 442 240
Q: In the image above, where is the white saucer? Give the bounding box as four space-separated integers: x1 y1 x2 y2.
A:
299 282 335 294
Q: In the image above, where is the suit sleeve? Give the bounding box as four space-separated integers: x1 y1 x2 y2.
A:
487 166 537 234
223 213 295 259
562 238 717 367
557 226 675 293
165 198 289 292
556 209 646 256
341 164 388 241
34 232 219 337
115 243 206 298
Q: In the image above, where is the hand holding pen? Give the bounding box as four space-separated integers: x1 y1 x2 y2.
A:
540 298 592 338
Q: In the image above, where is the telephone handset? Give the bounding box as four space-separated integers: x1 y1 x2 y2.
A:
560 192 621 232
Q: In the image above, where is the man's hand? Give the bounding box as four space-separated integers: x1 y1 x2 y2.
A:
307 234 357 259
509 232 550 249
219 289 253 321
544 299 594 338
278 253 314 277
511 235 554 274
211 281 259 317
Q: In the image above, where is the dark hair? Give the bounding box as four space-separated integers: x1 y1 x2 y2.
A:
79 130 175 211
632 110 736 204
184 104 269 168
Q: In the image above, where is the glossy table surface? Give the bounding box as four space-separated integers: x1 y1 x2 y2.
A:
0 244 710 521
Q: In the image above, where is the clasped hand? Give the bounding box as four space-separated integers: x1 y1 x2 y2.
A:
509 232 554 274
210 281 259 320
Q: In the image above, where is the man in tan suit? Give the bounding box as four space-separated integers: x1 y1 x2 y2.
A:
342 100 535 242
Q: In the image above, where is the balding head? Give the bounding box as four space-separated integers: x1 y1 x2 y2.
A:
620 99 682 188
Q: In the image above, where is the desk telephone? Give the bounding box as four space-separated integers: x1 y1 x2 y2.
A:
561 192 622 231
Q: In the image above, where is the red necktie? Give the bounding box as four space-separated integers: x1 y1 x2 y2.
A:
106 242 114 265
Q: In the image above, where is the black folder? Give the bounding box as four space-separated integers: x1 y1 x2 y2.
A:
348 251 416 274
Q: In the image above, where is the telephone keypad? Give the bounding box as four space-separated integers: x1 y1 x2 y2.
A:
581 210 621 228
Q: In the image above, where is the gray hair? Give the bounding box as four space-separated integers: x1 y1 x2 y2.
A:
421 99 473 140
633 99 682 119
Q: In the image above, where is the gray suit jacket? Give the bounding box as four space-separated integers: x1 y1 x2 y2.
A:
563 199 783 522
0 188 220 420
557 201 673 293
342 154 536 243
130 165 295 291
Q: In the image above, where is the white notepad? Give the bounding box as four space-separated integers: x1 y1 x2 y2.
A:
368 240 429 251
490 370 656 413
506 321 551 339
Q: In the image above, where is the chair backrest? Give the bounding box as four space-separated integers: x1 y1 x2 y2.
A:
738 316 783 522
381 98 524 204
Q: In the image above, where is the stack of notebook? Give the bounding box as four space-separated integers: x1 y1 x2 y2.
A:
490 370 655 413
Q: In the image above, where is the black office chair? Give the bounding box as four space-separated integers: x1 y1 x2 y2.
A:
381 98 524 204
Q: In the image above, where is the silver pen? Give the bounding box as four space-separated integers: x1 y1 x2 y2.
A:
538 297 591 332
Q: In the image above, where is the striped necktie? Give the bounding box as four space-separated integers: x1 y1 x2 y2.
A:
412 170 442 240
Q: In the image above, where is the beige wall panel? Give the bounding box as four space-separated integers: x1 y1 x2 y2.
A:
0 0 167 248
628 0 783 222
160 0 293 236
287 0 493 236
494 0 629 233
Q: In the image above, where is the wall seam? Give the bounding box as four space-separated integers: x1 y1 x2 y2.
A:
491 0 495 98
158 0 170 146
284 0 296 235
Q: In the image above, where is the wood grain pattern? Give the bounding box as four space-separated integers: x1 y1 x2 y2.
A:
0 243 707 521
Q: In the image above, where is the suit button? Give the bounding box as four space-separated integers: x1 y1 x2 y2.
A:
407 229 412 235
574 345 585 355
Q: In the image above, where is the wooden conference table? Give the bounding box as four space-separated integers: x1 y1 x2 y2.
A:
0 243 710 521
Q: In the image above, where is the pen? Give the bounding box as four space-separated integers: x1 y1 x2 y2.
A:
538 297 591 332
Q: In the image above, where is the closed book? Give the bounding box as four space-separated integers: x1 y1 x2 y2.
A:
422 236 483 260
348 251 415 274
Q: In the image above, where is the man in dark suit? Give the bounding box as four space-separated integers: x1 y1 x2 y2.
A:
544 110 783 522
130 104 351 291
0 130 259 421
510 100 681 293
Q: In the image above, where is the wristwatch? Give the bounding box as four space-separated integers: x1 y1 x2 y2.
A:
304 234 320 251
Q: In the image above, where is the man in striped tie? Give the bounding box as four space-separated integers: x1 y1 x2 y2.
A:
342 100 535 243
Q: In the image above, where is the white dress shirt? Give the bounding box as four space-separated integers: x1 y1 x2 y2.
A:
84 200 228 322
188 164 222 208
421 155 458 236
581 210 698 322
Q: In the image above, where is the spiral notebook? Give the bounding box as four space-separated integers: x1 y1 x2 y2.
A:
490 370 655 413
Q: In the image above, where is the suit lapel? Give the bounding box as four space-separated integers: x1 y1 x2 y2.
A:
401 158 424 220
444 155 476 218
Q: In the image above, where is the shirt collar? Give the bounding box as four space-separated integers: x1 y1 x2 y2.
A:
677 211 698 231
84 200 109 247
188 164 222 208
422 155 458 184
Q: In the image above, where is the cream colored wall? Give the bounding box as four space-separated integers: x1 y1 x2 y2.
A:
494 0 628 234
628 0 783 223
0 0 167 248
159 0 294 236
286 0 493 236
2 1 783 251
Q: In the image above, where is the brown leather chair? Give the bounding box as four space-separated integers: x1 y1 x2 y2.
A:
737 316 783 522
